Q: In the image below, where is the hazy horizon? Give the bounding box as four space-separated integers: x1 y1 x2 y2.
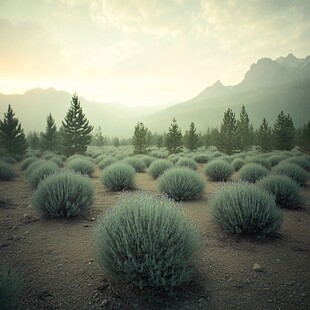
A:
1 0 309 107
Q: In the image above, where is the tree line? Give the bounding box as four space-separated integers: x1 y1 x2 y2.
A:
1 95 310 158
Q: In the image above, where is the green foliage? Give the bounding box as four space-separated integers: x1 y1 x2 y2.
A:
165 118 183 154
168 154 180 164
41 113 58 151
94 192 200 292
61 93 93 156
140 155 155 167
271 162 309 187
295 121 310 154
158 167 205 201
148 159 173 179
98 157 118 169
33 171 94 218
49 156 64 167
25 159 46 177
239 163 269 183
0 156 16 164
257 175 303 209
267 154 288 167
236 105 251 151
217 108 237 155
132 122 149 154
67 158 95 176
232 158 246 171
245 156 271 170
193 153 210 163
0 265 23 310
273 111 295 150
26 131 40 150
0 162 16 181
210 182 282 238
183 122 200 151
123 157 146 172
101 163 136 191
21 157 37 170
27 161 60 188
258 118 273 152
91 126 106 147
175 158 198 171
0 105 27 156
204 159 234 181
283 156 310 172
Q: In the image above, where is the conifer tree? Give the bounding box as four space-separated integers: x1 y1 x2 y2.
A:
92 126 106 147
236 105 251 151
165 118 182 154
295 121 310 154
0 105 27 156
61 93 93 156
41 113 57 151
258 118 273 152
132 122 149 154
27 131 40 150
184 122 200 151
273 111 295 150
113 137 120 147
217 108 237 155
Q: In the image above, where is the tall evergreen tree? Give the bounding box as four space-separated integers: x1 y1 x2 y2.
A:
132 122 149 154
258 118 273 152
0 105 27 156
273 111 295 150
61 93 93 156
184 122 200 151
295 121 310 154
236 105 251 151
217 108 237 155
165 118 182 154
27 131 40 150
41 113 57 151
92 126 106 147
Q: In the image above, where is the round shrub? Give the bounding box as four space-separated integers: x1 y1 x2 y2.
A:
0 156 16 164
267 154 288 167
0 162 16 181
158 167 205 201
257 175 303 209
245 156 271 170
67 158 95 176
271 163 309 187
98 157 118 169
27 161 60 188
123 157 146 172
49 157 64 167
168 154 180 164
232 158 246 171
94 192 200 292
67 154 88 163
21 157 37 170
42 152 56 160
204 159 234 182
175 158 198 171
210 182 282 238
25 159 47 177
284 156 310 172
101 163 136 191
140 155 155 167
148 159 173 179
193 154 210 164
239 163 269 183
33 171 94 218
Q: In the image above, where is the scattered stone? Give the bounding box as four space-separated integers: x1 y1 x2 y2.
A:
253 263 263 272
23 230 30 235
90 217 96 221
267 299 273 303
23 213 38 224
83 224 90 227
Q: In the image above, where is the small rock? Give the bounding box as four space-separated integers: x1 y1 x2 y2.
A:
267 299 273 303
24 230 30 235
253 263 263 272
83 224 90 227
90 217 96 221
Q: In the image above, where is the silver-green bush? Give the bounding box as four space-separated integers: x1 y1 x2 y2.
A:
158 167 205 201
94 192 200 292
204 159 234 181
32 171 95 218
193 154 210 164
97 157 118 170
245 156 271 170
0 162 16 181
148 159 173 179
239 163 269 183
210 182 282 238
123 157 146 172
175 158 198 171
67 158 95 176
21 157 37 170
232 158 246 171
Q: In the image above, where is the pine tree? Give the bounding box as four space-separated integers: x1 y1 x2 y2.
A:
0 105 27 156
295 121 310 154
217 108 237 155
165 118 182 154
61 93 93 156
236 105 251 151
41 113 57 151
132 122 149 154
184 122 200 151
27 131 40 150
92 126 106 147
273 111 295 150
258 118 273 152
113 137 120 147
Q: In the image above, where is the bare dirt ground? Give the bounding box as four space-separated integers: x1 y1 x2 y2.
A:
0 163 310 310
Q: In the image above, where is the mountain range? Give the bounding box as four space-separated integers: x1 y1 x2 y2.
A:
0 53 309 137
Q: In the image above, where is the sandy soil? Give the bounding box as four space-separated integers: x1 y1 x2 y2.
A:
0 163 309 310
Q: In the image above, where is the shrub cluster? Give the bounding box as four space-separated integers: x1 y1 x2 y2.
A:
158 167 205 201
94 192 200 292
193 154 209 164
210 182 282 238
32 171 95 218
232 158 246 171
101 163 136 191
123 157 146 172
148 159 173 179
239 163 269 183
204 159 234 182
0 162 16 181
21 157 37 170
257 175 303 209
67 158 95 176
245 156 271 170
97 157 118 170
175 158 198 171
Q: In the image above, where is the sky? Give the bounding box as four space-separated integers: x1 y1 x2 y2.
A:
0 0 309 107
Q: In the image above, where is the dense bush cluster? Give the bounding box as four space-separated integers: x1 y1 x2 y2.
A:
148 159 173 179
94 192 200 292
158 167 205 201
210 182 282 238
21 157 37 170
32 171 95 218
175 158 198 171
67 157 95 176
239 163 269 183
0 162 16 181
193 154 210 163
204 159 234 181
232 158 246 171
123 157 146 172
97 157 118 170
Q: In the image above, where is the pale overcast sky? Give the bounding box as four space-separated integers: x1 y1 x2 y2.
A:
0 0 309 106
